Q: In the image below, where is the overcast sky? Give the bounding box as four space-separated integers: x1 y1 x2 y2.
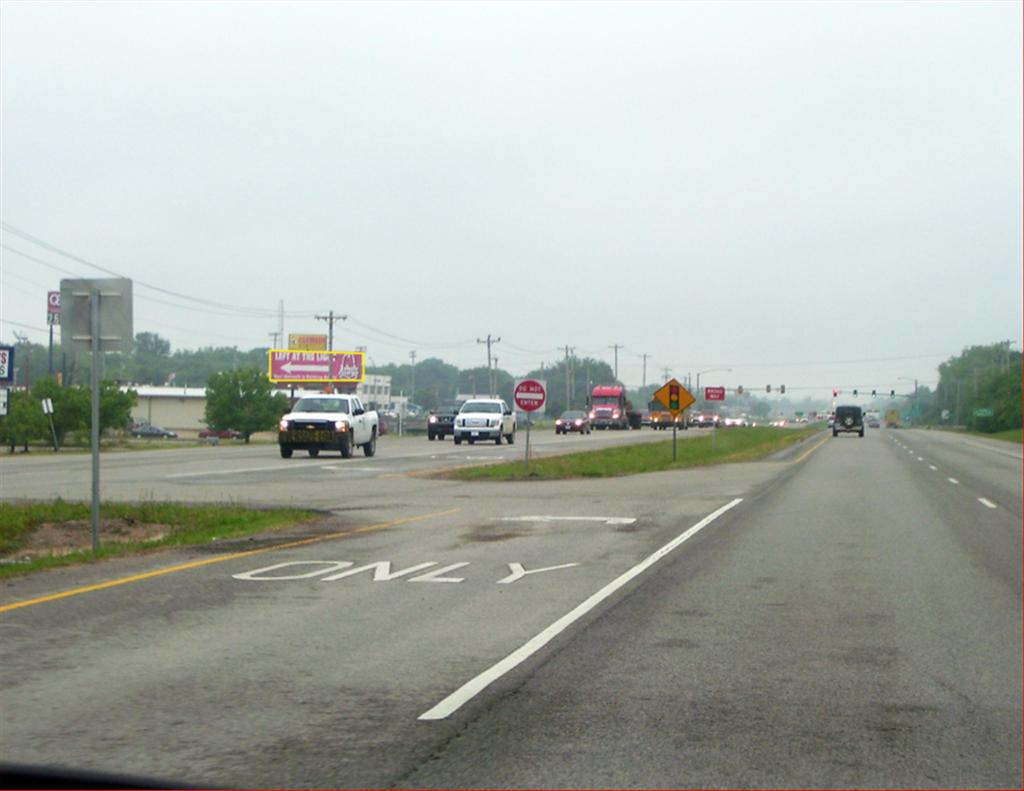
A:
2 0 1020 398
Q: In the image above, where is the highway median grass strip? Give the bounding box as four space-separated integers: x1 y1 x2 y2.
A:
0 500 319 578
445 426 822 481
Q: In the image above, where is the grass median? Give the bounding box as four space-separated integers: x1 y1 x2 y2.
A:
446 426 822 481
0 500 319 578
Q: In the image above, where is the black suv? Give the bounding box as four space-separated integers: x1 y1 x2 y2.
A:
833 405 864 437
427 401 463 440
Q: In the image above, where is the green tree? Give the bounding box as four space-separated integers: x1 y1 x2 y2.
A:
205 367 288 443
0 390 48 452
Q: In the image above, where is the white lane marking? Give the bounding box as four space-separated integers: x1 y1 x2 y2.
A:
978 498 998 509
408 563 471 583
418 498 743 721
929 465 937 471
167 461 372 479
321 561 439 582
917 457 925 462
497 562 580 584
233 561 353 581
948 478 960 484
498 516 636 525
322 466 377 473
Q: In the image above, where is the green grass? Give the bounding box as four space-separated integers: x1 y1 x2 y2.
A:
447 426 822 481
0 500 319 578
968 428 1023 443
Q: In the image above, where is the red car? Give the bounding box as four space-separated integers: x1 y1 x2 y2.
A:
198 428 244 439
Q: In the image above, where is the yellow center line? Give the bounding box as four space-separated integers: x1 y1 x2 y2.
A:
793 434 830 465
0 507 461 614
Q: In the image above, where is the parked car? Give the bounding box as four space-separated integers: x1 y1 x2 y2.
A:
198 428 243 439
427 401 464 441
555 410 591 435
130 425 177 438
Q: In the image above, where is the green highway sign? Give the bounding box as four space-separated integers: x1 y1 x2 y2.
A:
972 407 994 418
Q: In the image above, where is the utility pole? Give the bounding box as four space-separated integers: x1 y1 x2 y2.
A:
477 334 501 396
662 366 671 382
609 343 623 381
409 351 417 406
564 345 575 409
314 311 347 351
639 353 650 388
278 300 284 348
13 332 30 390
269 331 281 348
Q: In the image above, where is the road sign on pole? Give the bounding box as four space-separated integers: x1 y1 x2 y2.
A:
513 379 546 412
513 379 546 471
704 386 726 401
268 350 365 383
653 378 696 461
653 378 695 416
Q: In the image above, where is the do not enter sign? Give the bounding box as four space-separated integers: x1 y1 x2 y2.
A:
513 379 546 412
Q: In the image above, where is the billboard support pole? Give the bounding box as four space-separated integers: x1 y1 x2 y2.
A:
90 288 101 552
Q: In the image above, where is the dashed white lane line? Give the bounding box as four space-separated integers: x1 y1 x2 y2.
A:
917 457 925 462
929 465 938 471
948 478 960 485
418 498 744 721
978 498 998 509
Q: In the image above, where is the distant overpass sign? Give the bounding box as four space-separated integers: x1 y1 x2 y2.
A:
268 349 365 383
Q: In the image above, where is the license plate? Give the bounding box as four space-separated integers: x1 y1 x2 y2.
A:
471 431 479 437
286 429 334 443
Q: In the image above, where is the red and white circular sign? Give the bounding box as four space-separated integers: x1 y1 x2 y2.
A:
513 379 546 412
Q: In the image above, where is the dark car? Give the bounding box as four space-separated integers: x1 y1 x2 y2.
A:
833 405 864 437
130 425 177 438
198 428 243 439
555 410 591 435
427 401 464 440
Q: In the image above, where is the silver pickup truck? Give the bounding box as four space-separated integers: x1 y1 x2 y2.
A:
278 394 378 458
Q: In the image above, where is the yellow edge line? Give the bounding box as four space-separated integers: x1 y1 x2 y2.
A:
793 434 830 465
0 507 461 614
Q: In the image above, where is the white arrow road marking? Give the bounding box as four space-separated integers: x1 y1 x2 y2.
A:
498 516 637 525
419 498 742 721
497 562 580 584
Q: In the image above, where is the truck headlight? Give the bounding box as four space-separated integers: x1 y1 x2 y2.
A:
278 419 288 431
429 416 437 424
335 420 348 431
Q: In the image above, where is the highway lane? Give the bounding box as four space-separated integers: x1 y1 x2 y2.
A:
400 428 1022 788
0 426 700 504
1 440 793 788
1 427 1019 788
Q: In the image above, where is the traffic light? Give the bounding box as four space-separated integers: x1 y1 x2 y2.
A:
669 383 680 411
766 384 772 393
890 390 895 398
832 388 838 398
780 384 786 394
736 385 744 395
853 389 858 396
871 389 876 397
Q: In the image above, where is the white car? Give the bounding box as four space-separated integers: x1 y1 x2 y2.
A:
453 398 516 445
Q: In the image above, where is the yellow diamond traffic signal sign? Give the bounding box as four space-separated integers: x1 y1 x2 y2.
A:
653 378 695 416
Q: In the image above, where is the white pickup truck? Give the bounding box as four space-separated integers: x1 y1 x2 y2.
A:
277 394 378 458
453 398 516 445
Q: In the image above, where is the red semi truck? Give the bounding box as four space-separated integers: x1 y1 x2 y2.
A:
588 385 642 430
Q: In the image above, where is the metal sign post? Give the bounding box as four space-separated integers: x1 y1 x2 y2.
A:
652 378 695 462
61 278 133 552
513 379 547 473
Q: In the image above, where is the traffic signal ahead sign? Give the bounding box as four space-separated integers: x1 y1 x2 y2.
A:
653 378 695 416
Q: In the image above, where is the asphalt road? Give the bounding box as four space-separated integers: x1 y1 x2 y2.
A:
1 428 1020 788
